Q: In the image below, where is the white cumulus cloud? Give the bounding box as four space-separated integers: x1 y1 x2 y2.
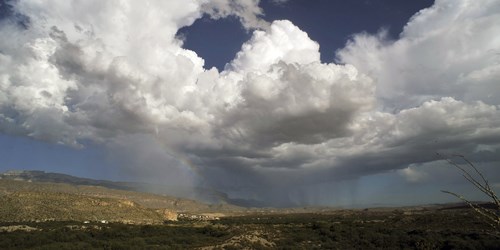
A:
0 0 499 206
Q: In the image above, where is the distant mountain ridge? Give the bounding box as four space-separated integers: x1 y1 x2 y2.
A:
0 170 228 204
1 170 131 190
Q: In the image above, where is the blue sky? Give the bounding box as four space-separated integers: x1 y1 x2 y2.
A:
0 0 499 207
180 0 434 70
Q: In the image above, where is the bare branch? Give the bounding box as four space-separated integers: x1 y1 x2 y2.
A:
444 158 489 194
441 190 499 225
440 154 500 232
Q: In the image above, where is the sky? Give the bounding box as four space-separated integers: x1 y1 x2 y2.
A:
0 0 499 207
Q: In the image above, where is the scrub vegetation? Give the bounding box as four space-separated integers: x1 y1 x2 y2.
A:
1 207 499 249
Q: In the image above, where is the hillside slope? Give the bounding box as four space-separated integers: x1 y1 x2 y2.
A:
0 178 246 224
0 170 229 204
0 191 165 224
0 179 242 212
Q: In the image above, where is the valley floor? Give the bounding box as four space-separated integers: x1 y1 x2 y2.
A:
1 208 499 249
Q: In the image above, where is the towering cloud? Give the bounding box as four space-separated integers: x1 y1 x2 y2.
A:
337 0 500 109
0 0 499 206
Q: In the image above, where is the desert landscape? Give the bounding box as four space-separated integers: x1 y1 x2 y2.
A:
0 171 499 249
1 0 500 248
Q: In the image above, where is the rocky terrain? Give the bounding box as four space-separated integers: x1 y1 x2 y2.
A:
0 170 488 224
0 170 244 224
1 170 499 249
0 170 229 204
0 190 166 224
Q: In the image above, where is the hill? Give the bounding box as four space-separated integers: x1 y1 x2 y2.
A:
0 191 165 224
0 170 228 204
0 171 245 224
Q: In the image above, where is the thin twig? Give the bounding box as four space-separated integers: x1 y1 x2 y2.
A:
441 191 498 224
439 154 500 232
